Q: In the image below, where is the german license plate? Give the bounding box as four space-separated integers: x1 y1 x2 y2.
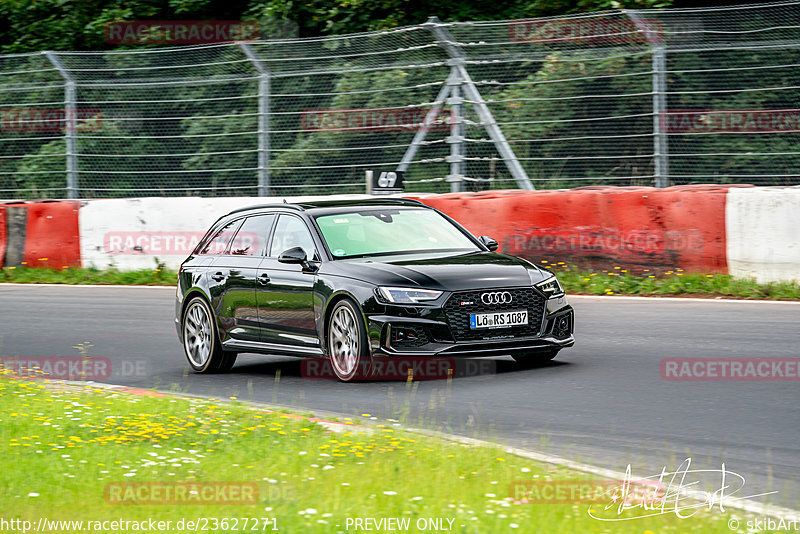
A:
469 310 528 329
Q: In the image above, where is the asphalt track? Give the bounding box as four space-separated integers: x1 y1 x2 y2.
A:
1 284 798 509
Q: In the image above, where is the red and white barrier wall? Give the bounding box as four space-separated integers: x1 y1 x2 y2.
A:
2 186 798 283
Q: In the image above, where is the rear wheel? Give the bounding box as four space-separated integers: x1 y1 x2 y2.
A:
327 299 371 381
182 297 237 373
512 348 559 367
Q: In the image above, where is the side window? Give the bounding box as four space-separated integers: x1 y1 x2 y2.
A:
229 214 275 256
270 215 317 260
198 220 239 255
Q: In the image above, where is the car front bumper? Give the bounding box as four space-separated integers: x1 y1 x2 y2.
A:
366 296 574 358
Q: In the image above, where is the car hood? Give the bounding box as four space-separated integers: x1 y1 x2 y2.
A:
327 251 552 291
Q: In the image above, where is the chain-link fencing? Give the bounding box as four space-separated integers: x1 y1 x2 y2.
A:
1 1 799 198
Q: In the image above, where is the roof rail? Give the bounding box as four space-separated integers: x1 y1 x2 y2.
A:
295 198 428 209
226 203 305 216
224 197 428 217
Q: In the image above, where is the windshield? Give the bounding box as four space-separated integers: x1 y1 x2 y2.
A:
314 208 480 259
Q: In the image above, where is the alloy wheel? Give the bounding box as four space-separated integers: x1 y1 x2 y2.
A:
329 305 360 378
184 301 212 368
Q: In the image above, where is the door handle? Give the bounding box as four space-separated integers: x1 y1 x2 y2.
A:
211 272 225 282
257 273 271 286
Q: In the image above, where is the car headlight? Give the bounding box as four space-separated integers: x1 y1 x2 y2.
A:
376 287 443 304
536 276 564 298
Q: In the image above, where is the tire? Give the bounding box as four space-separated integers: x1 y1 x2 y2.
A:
326 299 371 382
512 348 560 367
182 296 238 373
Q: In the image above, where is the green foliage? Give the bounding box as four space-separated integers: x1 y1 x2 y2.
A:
0 0 674 53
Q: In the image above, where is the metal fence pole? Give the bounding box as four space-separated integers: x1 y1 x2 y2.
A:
426 17 534 191
626 10 669 188
652 43 669 188
447 69 465 192
397 72 454 173
44 51 78 199
240 43 270 196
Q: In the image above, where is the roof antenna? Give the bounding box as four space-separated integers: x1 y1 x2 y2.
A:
282 199 288 204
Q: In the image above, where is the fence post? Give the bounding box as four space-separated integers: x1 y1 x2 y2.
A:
44 51 79 199
397 71 454 174
426 17 534 191
625 10 669 188
240 43 271 197
652 43 669 188
447 69 465 192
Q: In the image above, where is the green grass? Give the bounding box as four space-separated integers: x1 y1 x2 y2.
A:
0 374 743 533
548 264 800 300
0 265 176 285
2 264 799 300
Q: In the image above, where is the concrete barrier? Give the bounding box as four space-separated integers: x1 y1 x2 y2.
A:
726 186 800 283
412 185 739 273
3 187 798 283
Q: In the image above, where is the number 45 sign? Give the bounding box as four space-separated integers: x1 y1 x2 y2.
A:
367 170 404 195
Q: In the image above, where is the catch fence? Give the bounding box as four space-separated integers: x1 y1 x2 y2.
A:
1 1 798 198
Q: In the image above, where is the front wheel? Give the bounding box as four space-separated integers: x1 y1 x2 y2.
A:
327 299 371 381
512 348 559 367
182 297 237 373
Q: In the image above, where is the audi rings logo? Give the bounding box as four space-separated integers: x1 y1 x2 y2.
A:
481 291 513 305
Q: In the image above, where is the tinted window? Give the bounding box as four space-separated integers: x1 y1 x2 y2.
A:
198 220 240 255
230 214 275 256
270 215 316 259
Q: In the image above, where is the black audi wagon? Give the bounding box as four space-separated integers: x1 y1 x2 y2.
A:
175 199 574 381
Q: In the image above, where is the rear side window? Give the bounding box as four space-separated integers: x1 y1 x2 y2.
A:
198 220 239 255
230 214 276 256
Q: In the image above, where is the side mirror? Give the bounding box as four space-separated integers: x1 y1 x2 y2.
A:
479 236 499 252
278 246 307 264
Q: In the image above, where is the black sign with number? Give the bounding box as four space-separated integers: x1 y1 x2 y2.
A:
370 170 404 194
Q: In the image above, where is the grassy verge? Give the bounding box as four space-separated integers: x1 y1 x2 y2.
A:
2 265 799 300
0 373 740 533
550 264 800 300
0 266 176 286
